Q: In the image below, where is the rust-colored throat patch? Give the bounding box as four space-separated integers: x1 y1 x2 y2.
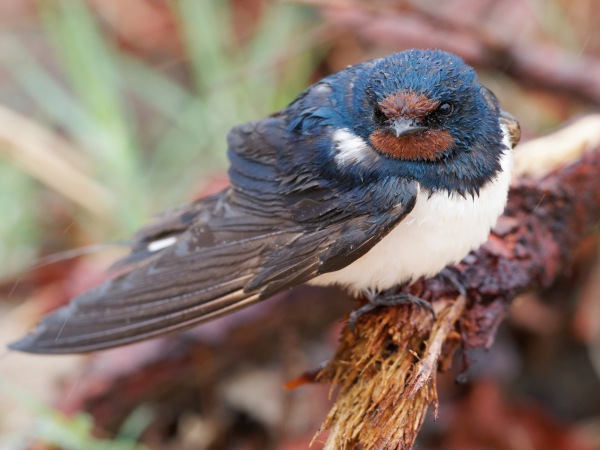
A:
370 90 455 161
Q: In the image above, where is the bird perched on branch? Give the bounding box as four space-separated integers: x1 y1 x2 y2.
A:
11 49 520 354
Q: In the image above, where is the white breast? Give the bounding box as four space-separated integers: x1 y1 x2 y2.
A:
311 137 513 295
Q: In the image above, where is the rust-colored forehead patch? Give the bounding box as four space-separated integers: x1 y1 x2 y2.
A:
379 90 439 120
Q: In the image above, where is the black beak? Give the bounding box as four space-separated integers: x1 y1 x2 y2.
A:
390 119 426 137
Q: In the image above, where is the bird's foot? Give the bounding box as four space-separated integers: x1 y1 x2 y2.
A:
439 268 467 297
348 288 435 331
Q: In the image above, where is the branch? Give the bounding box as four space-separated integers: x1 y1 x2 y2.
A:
0 105 116 220
310 1 600 105
316 115 600 449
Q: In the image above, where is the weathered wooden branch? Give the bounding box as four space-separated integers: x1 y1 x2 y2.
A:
310 1 600 105
317 115 600 449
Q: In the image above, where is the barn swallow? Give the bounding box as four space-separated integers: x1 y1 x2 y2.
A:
11 49 520 354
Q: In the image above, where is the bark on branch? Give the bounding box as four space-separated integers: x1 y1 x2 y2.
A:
311 1 600 105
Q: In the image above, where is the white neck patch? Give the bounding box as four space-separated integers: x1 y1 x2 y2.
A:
332 128 376 166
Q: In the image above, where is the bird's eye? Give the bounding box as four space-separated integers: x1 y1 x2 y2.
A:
437 102 454 116
374 107 386 123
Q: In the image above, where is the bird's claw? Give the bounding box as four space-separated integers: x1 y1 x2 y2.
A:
348 290 436 332
348 303 377 331
440 268 467 297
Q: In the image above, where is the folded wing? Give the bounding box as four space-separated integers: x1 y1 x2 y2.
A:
10 116 417 354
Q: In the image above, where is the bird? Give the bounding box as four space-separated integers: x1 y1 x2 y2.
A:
10 49 520 354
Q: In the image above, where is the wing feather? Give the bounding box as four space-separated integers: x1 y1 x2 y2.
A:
11 107 417 354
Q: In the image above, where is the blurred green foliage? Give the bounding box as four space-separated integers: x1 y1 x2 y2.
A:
0 379 152 450
0 0 321 277
0 1 321 447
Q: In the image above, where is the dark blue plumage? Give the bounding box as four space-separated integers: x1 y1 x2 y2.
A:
10 49 519 354
285 50 506 196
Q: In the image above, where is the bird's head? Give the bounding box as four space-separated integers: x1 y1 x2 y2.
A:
335 49 520 195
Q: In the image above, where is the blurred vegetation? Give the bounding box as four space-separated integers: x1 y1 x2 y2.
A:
1 379 151 450
0 1 321 447
0 0 321 278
